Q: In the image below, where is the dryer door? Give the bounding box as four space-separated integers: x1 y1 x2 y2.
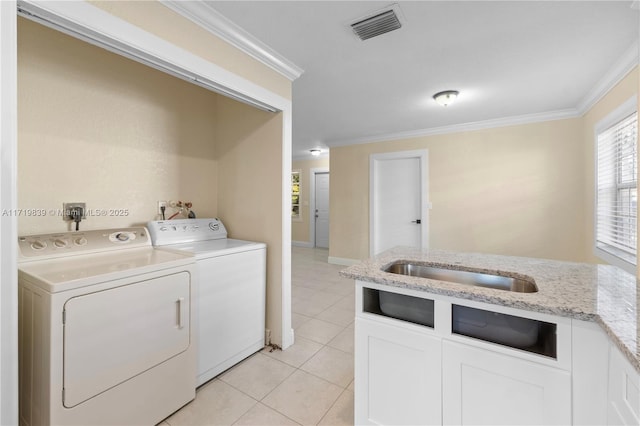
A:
62 271 191 408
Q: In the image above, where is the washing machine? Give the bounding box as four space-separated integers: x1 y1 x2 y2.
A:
17 227 196 426
148 218 266 386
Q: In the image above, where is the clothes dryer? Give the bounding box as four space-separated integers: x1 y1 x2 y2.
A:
18 227 196 425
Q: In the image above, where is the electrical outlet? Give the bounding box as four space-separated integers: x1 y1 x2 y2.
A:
63 202 86 221
157 201 168 215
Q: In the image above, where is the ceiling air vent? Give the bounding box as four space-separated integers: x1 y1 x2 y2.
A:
351 8 402 41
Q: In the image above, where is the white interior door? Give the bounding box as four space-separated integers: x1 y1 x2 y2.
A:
315 172 330 248
370 150 428 256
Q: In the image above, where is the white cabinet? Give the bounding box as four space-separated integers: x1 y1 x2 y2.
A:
355 317 442 425
442 340 571 425
355 281 640 426
572 319 609 425
355 282 573 426
608 343 640 425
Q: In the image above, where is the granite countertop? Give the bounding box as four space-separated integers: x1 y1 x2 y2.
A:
339 247 639 371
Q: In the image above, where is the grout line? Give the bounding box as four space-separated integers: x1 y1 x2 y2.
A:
170 247 353 426
295 360 351 392
316 387 352 426
229 399 260 426
258 352 345 425
219 353 297 403
278 248 355 424
299 360 354 390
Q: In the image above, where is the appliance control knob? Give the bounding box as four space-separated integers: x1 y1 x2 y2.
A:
115 233 129 242
172 226 177 231
160 226 167 231
209 222 219 231
31 240 47 250
53 239 68 248
74 237 88 246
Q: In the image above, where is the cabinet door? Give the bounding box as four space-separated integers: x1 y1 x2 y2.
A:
355 317 441 425
442 340 571 425
608 344 640 425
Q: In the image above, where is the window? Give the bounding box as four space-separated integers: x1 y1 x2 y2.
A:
291 170 301 220
595 98 638 273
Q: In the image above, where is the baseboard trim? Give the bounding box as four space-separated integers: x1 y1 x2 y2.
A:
328 256 360 266
292 240 314 248
282 328 294 351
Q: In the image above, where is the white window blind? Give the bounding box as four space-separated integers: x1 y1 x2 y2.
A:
596 110 638 268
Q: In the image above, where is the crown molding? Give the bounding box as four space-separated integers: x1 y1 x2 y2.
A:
325 36 637 148
576 40 639 115
161 0 304 81
17 0 282 112
326 109 579 148
161 0 635 145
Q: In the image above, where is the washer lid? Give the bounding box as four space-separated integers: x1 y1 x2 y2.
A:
18 248 195 293
156 238 266 258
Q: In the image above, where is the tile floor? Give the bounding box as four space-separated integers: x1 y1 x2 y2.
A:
161 246 355 426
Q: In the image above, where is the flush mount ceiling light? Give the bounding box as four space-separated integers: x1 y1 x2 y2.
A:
433 90 459 107
310 149 322 156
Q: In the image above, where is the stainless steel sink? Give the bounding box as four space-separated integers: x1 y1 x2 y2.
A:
384 262 538 293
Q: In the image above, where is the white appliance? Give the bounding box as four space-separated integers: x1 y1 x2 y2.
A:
17 227 196 426
148 218 266 386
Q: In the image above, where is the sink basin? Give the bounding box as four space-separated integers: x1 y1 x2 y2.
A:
384 262 538 293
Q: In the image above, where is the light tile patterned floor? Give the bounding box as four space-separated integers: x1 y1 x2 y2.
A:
162 246 355 426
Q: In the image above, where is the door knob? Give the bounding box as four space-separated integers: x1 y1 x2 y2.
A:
411 219 421 224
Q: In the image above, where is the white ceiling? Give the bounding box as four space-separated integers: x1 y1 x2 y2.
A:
205 1 639 158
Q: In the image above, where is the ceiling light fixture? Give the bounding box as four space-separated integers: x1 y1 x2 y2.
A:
310 149 322 156
433 90 459 107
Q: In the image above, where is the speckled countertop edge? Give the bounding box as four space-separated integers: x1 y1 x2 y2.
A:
339 247 640 372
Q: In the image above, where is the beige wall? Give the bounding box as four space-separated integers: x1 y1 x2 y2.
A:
330 118 587 263
18 18 287 345
292 157 330 244
330 67 639 265
18 18 218 234
216 96 284 345
582 67 639 265
90 0 292 101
